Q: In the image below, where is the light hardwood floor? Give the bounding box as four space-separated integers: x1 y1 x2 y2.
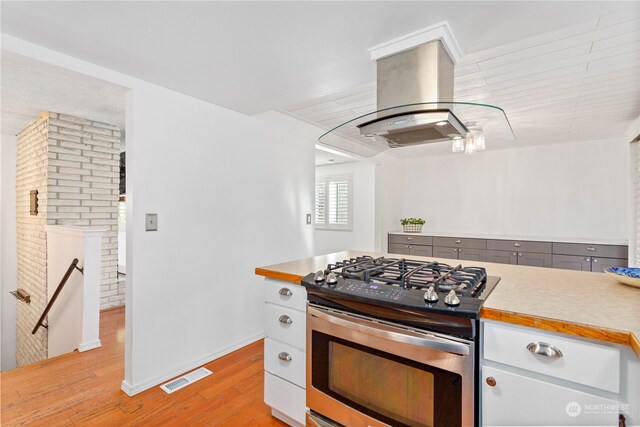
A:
0 307 287 426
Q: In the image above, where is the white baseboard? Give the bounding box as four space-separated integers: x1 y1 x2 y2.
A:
78 340 102 352
120 332 265 397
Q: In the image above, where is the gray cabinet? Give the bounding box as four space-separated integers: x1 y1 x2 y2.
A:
389 233 627 271
552 243 628 272
433 239 486 262
388 234 432 257
485 239 553 268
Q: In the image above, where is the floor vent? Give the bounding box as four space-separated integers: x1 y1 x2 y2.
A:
160 367 213 394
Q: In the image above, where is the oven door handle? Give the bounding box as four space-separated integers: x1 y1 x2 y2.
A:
309 306 470 356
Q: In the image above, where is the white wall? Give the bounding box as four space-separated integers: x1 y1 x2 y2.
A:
1 133 17 371
400 138 629 241
372 153 404 252
314 161 376 255
124 87 316 392
2 35 317 392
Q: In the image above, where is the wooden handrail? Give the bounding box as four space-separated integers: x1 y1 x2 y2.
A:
32 258 83 335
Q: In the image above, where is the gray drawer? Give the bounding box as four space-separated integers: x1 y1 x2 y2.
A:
388 234 432 246
552 254 591 271
433 237 486 249
388 243 409 255
486 239 551 254
553 243 627 258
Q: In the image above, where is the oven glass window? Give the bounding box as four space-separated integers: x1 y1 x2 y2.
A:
329 341 434 427
312 332 462 427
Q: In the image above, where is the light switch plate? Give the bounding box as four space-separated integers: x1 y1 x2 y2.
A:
145 213 158 231
306 213 312 225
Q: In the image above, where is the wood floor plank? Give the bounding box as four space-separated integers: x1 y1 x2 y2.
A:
0 308 286 426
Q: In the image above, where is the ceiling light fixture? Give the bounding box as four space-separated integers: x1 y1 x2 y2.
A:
451 136 464 153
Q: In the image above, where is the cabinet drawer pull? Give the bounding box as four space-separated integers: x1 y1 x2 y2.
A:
518 253 523 257
512 252 517 256
407 237 413 241
279 287 292 297
593 258 598 263
486 376 496 387
586 247 596 251
527 341 563 358
514 243 521 247
277 352 292 362
278 315 292 324
585 257 591 262
454 240 461 244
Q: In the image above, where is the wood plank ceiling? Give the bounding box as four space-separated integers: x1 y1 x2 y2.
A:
283 13 639 157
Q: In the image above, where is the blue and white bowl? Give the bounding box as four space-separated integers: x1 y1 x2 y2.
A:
604 267 640 288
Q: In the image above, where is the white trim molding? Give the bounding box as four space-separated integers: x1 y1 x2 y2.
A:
368 21 463 63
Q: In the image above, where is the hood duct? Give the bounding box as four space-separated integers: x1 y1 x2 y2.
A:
358 40 467 147
318 28 515 158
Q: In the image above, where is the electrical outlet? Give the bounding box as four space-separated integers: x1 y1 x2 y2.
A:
306 213 312 225
145 213 158 231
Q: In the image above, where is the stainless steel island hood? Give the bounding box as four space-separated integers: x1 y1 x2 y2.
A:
318 33 515 157
358 40 468 147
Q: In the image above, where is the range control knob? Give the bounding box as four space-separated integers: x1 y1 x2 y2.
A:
326 272 338 286
424 286 439 303
313 270 325 282
444 290 461 306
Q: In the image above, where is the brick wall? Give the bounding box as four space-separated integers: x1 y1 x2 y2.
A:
46 113 122 308
16 114 49 366
15 112 122 366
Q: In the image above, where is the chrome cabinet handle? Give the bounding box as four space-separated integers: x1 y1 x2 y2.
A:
278 315 292 324
409 246 413 249
593 258 598 263
586 247 596 251
512 252 517 256
518 253 523 257
585 257 591 262
454 240 461 244
407 237 413 241
486 376 496 387
527 341 563 358
514 243 521 247
277 352 292 362
279 288 292 296
406 245 409 248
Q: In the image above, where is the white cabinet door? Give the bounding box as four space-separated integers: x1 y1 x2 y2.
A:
482 366 620 426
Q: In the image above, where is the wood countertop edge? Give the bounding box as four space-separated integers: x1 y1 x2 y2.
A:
480 307 640 358
255 268 304 284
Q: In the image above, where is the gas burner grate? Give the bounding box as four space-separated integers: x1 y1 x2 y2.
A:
325 256 487 297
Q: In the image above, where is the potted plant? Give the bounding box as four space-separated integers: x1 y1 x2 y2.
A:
400 217 425 233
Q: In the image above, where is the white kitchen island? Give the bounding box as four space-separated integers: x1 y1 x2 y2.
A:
256 250 640 426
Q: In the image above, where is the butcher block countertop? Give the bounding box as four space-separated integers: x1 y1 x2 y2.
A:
255 250 640 357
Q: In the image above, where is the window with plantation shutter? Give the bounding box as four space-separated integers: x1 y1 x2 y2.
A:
315 174 352 230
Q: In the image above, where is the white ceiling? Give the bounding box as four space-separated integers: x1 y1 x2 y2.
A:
315 147 356 167
284 11 640 156
1 1 638 157
0 51 127 137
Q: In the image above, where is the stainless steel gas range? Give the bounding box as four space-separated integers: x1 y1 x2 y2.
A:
301 255 500 427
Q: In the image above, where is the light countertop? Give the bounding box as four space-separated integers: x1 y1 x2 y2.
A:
389 231 628 246
256 250 640 357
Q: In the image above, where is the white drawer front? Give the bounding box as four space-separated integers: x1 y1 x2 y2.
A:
264 279 307 311
482 366 620 426
264 371 306 426
483 321 620 393
264 338 305 388
265 303 306 350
